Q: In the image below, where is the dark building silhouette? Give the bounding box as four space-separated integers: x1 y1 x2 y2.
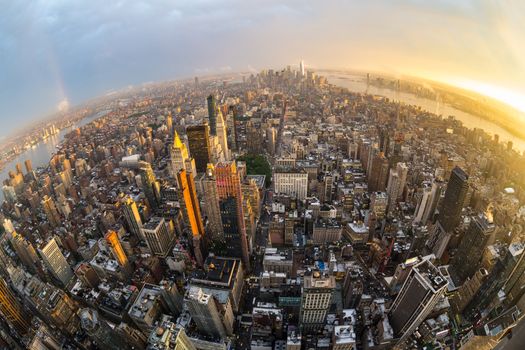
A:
449 213 494 285
389 259 447 345
187 123 212 173
207 95 217 136
139 161 161 210
368 152 389 192
439 166 469 232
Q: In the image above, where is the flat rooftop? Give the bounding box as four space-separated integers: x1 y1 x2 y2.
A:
334 325 356 344
192 256 241 288
303 270 336 289
264 247 293 261
414 260 447 291
128 283 161 319
143 216 164 230
246 175 266 189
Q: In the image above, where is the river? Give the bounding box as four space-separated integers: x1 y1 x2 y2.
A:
2 74 524 202
0 110 107 203
322 72 525 153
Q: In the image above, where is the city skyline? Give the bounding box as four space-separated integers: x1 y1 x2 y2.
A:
1 0 525 139
2 2 525 349
0 64 524 349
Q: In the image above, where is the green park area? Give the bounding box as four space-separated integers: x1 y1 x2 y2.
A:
237 154 272 187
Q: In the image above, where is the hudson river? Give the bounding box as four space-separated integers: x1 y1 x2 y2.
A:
0 110 107 203
324 72 525 152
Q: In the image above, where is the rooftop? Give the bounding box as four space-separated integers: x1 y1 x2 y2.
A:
143 217 165 230
264 248 293 261
246 175 266 189
303 270 336 289
192 256 241 288
414 260 447 292
129 283 161 319
334 325 356 344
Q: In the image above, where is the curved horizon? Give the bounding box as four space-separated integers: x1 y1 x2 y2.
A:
1 1 525 139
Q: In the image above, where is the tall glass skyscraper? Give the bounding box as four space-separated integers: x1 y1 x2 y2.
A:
187 123 212 173
439 166 469 232
207 94 217 136
215 162 250 269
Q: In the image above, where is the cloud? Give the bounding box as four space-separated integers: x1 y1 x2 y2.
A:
0 0 524 138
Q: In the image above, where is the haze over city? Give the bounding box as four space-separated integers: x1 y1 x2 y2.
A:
3 2 525 350
1 0 525 139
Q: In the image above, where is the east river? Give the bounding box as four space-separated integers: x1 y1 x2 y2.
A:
323 72 525 153
0 110 107 203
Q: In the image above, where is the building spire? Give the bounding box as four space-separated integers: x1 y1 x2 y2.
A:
174 130 184 148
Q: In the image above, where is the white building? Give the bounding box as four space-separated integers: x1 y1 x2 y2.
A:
274 169 308 200
39 237 73 286
186 286 231 338
386 162 408 213
300 271 335 332
141 217 174 258
170 131 196 176
333 325 356 350
216 111 230 161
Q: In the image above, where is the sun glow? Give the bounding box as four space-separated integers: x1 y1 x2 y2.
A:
449 80 525 114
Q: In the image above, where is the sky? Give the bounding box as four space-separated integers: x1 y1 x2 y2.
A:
1 0 525 139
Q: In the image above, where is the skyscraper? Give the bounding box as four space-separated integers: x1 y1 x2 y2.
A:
439 166 469 232
187 123 211 173
139 161 161 210
141 217 175 258
170 130 196 176
273 168 308 200
177 169 206 266
166 113 173 135
186 286 230 338
39 237 73 286
80 308 128 350
300 270 335 333
503 243 525 308
389 259 447 345
198 164 224 240
216 109 230 160
368 152 389 192
425 221 451 260
413 183 432 224
299 60 305 76
207 95 217 136
24 159 33 173
177 169 205 238
386 162 408 213
449 213 495 285
120 194 144 241
105 230 129 268
215 162 250 269
450 268 489 314
41 195 61 227
9 230 39 273
425 179 445 224
0 277 30 334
